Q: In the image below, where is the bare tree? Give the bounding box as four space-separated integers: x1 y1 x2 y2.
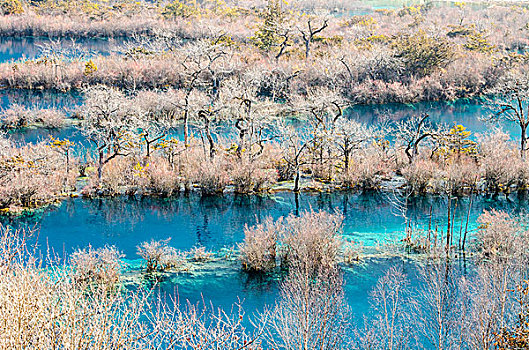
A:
278 120 314 192
193 89 223 159
298 16 329 59
485 70 529 158
334 118 373 172
396 113 437 164
355 266 413 350
174 38 232 147
461 261 518 350
222 72 283 159
413 263 462 350
291 88 345 179
136 108 173 159
81 85 140 183
153 299 268 349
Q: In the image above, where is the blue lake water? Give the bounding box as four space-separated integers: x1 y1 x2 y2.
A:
0 37 128 63
2 191 527 324
6 192 527 257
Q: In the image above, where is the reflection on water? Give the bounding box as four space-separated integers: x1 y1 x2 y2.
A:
0 89 82 110
347 98 516 137
3 190 527 327
4 191 528 257
0 37 128 63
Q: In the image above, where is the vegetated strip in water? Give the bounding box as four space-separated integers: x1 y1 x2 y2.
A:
6 97 516 146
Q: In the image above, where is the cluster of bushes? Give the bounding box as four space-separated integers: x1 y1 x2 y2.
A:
0 2 527 105
239 210 359 273
0 135 76 213
136 238 213 272
0 104 66 129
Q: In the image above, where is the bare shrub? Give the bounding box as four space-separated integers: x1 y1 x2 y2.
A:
159 247 187 270
355 266 412 350
239 216 282 272
0 138 72 211
69 245 124 289
154 300 267 349
401 158 437 194
266 265 351 350
445 157 479 195
342 240 362 264
475 210 529 261
96 157 136 195
145 157 181 196
341 148 388 190
478 131 528 193
137 239 172 272
230 155 278 194
184 149 229 195
0 104 35 129
0 226 154 349
189 246 213 262
35 108 66 129
281 210 344 272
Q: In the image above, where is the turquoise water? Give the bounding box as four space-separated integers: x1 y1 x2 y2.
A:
0 37 128 63
3 191 527 325
7 192 526 257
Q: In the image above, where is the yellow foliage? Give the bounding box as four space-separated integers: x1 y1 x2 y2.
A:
84 60 98 76
0 0 23 15
162 0 200 18
436 124 478 160
48 136 74 151
133 162 148 178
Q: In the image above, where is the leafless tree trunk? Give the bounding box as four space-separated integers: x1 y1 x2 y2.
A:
298 18 328 59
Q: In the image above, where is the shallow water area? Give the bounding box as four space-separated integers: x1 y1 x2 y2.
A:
0 36 129 63
3 191 527 327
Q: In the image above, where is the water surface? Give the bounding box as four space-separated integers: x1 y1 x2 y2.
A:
4 191 520 327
